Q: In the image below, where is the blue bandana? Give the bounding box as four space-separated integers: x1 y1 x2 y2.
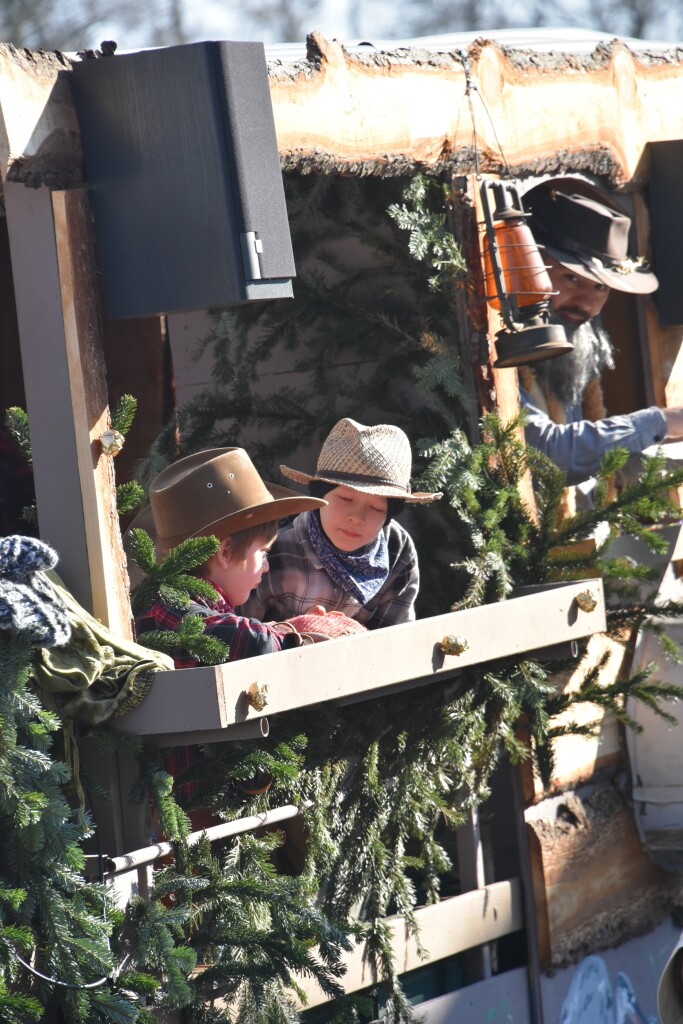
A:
307 510 390 605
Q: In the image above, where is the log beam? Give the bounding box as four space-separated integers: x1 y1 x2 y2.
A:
270 34 683 185
0 43 82 188
2 37 683 188
526 785 683 969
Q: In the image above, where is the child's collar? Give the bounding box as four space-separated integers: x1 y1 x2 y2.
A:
202 577 234 610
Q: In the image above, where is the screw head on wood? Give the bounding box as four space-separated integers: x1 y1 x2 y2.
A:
247 681 268 711
100 429 125 457
438 634 469 656
575 590 598 613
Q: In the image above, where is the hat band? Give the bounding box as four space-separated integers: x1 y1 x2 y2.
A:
316 469 409 492
583 252 650 276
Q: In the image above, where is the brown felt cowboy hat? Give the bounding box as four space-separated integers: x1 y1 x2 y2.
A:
526 186 658 295
149 448 326 550
280 418 442 504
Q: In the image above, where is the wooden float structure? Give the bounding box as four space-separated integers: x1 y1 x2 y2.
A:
2 26 683 1019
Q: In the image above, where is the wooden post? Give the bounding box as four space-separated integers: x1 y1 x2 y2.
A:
456 808 493 981
4 182 132 638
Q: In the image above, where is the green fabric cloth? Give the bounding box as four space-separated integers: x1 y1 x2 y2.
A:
31 570 174 725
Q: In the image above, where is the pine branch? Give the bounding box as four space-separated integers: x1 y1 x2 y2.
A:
4 407 32 464
110 394 138 437
116 480 145 517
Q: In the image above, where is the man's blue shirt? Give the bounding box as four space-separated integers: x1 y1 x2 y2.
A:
520 386 667 485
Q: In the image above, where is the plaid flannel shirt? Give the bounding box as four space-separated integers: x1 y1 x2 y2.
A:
240 510 419 629
135 579 299 669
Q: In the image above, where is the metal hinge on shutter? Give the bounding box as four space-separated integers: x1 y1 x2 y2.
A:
240 231 263 280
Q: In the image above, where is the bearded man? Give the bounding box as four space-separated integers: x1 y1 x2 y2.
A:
518 187 683 500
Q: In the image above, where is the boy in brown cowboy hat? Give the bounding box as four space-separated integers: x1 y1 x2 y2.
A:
135 447 330 664
519 183 683 501
240 418 441 629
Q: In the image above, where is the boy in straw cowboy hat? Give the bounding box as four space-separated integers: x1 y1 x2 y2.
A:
241 418 441 629
135 446 334 665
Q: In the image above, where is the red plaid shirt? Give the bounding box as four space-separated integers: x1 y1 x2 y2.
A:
135 579 299 669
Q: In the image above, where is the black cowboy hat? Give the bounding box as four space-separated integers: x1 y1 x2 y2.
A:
525 185 658 295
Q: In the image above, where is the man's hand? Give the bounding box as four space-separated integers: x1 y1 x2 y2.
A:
664 407 683 440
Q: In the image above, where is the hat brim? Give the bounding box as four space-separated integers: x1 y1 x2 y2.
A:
279 465 442 505
658 937 683 1024
544 243 658 295
160 487 326 549
166 489 325 548
124 489 325 566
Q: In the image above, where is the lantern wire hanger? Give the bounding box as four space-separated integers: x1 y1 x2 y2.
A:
454 49 572 369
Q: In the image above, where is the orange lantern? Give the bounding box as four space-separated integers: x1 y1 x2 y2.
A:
480 180 572 368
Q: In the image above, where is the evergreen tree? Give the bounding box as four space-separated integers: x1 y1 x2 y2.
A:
135 173 470 615
0 537 140 1023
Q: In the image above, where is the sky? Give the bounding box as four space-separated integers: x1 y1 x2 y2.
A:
90 0 683 57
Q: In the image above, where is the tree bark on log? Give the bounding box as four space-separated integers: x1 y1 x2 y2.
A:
527 785 683 970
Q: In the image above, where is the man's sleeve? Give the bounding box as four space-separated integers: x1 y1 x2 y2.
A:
521 388 667 485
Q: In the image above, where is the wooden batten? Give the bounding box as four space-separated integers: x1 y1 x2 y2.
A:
115 580 606 743
295 879 524 1007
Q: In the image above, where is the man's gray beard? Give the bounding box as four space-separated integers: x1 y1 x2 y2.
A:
533 315 615 407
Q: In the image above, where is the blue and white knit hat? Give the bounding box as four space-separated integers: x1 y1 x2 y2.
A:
0 535 71 648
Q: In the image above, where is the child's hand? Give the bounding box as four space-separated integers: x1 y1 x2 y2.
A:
285 612 366 641
308 605 327 615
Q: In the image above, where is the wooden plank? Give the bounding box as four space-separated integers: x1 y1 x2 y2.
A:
456 808 492 981
116 580 606 739
467 175 538 512
4 182 132 636
410 966 531 1024
295 879 524 1008
102 315 170 490
523 632 626 803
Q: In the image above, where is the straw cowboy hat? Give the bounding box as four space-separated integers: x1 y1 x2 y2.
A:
149 448 326 550
525 186 658 295
279 418 442 504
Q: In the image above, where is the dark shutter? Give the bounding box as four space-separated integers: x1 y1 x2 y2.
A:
71 42 295 318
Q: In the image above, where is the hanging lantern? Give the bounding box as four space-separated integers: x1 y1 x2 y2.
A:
480 179 572 368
